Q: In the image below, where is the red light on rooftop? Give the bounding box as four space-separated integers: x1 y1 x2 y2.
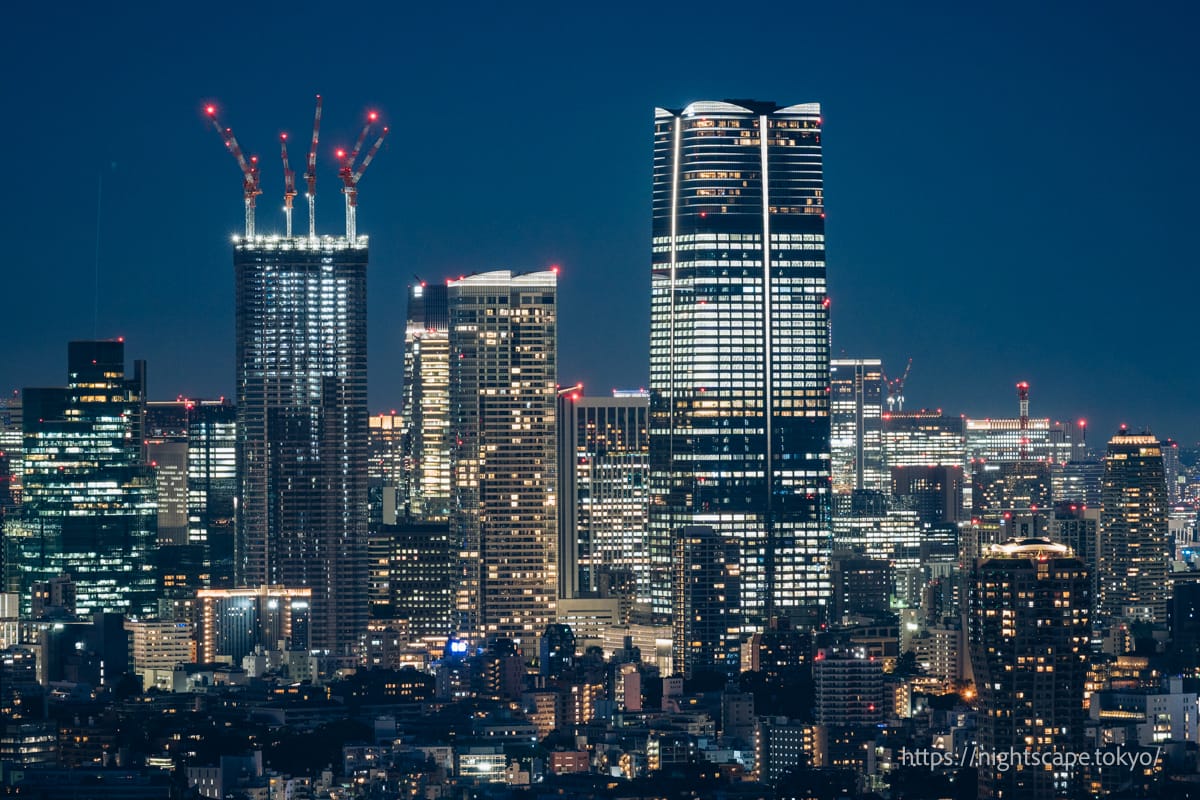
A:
336 149 346 159
368 111 378 121
1078 419 1087 427
205 105 216 115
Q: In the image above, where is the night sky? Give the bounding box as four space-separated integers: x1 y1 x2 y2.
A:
4 2 1198 442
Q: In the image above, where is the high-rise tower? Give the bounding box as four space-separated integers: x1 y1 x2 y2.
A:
557 389 651 608
650 100 830 624
235 237 368 654
448 270 557 645
402 283 452 520
9 341 157 617
1098 430 1169 625
969 538 1090 799
830 359 886 504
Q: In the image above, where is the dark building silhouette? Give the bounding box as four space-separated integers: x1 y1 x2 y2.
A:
672 526 741 678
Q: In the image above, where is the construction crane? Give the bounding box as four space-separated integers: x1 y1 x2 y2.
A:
884 357 913 412
205 104 262 238
280 133 296 237
337 110 389 241
303 95 322 239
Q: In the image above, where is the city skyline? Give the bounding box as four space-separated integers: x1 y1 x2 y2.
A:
3 3 1198 442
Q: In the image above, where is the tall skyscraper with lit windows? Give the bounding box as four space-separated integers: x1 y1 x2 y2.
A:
8 341 157 617
402 283 452 520
830 359 886 505
649 100 830 624
1098 430 1169 624
235 236 368 655
448 270 557 645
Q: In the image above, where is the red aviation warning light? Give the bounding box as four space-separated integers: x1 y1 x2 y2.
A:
205 103 263 238
337 110 390 241
280 132 297 237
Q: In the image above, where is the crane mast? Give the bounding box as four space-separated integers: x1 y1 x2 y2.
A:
205 105 262 237
280 133 296 237
303 95 323 239
337 110 388 241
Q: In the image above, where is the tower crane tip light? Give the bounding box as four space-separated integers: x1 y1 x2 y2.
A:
206 95 384 242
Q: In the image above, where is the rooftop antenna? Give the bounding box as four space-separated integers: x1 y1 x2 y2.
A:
1017 381 1030 461
303 95 323 239
205 104 262 237
280 133 296 237
337 110 388 241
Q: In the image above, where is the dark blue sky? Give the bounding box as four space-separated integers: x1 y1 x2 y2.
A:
4 1 1198 442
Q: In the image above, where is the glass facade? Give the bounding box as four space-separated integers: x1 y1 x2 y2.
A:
557 390 651 608
448 270 557 644
8 341 157 617
649 100 830 624
235 236 368 654
830 359 886 501
402 283 452 520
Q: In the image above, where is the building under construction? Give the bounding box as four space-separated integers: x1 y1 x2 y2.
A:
209 97 386 655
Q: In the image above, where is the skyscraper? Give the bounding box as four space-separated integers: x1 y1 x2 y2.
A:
557 389 651 608
448 270 557 645
402 283 452 520
673 526 741 678
1098 430 1169 625
235 236 368 654
969 538 1090 800
830 359 886 503
650 100 830 625
8 341 157 617
882 410 965 469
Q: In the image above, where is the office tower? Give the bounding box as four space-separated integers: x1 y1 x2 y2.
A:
830 359 886 503
402 282 451 520
557 388 651 608
672 526 741 678
0 391 22 509
1098 431 1170 625
832 504 922 604
186 401 236 587
1170 577 1200 670
1051 502 1100 602
8 341 156 617
235 236 368 654
890 465 964 526
368 412 406 529
881 410 965 469
196 585 311 664
971 461 1054 534
143 400 237 591
145 425 189 547
650 100 830 624
448 270 557 644
1052 459 1103 507
969 539 1090 800
1162 438 1182 505
829 554 893 621
372 517 455 636
964 385 1076 467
